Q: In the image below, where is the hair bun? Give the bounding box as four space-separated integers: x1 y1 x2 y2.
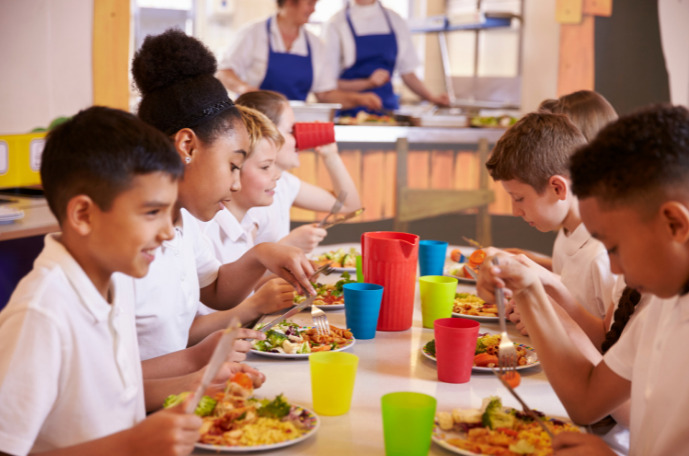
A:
132 28 218 95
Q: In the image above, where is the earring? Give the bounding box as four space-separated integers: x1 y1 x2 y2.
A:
185 157 191 164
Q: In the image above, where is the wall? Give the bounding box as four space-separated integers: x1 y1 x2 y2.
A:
0 0 93 134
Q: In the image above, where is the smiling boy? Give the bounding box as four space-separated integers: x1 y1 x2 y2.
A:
485 105 689 455
0 107 204 455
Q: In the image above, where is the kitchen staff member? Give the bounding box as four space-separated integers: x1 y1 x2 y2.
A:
323 0 450 115
217 0 381 111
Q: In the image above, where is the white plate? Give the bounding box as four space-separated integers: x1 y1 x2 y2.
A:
420 343 539 371
451 312 498 322
251 336 356 359
446 264 476 285
195 404 319 452
0 207 24 224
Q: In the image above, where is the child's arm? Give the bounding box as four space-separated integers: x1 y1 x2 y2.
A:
188 278 294 346
552 432 618 455
293 143 362 214
502 247 553 270
278 224 327 253
485 255 631 424
200 243 316 310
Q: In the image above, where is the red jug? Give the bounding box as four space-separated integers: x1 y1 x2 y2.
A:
361 231 420 331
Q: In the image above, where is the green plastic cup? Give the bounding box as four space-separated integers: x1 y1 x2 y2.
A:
310 352 358 416
381 392 437 456
355 254 364 282
419 275 458 329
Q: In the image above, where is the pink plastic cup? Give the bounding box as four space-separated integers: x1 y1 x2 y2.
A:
433 317 480 383
293 122 335 150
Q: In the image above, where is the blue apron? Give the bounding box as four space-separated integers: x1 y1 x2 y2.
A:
259 17 314 101
339 2 398 116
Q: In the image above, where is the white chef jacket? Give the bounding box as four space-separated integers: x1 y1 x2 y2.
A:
0 234 145 455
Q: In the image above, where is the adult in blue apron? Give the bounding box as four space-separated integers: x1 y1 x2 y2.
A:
338 2 398 116
259 17 314 101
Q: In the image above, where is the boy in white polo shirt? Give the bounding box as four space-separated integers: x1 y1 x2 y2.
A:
482 105 689 455
0 107 262 455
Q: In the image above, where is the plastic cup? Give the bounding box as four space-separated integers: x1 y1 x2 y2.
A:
381 392 437 456
418 240 448 277
433 317 480 383
419 275 458 329
293 122 335 150
355 255 364 282
310 352 358 415
343 282 384 339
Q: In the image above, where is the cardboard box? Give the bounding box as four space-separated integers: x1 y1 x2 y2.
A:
0 132 46 188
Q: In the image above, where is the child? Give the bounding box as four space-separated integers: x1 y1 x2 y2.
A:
190 106 296 341
484 104 689 455
237 90 362 253
131 29 316 361
485 112 616 321
0 107 262 455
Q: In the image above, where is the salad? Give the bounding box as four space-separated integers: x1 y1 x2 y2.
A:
294 271 356 306
253 321 354 355
315 247 359 269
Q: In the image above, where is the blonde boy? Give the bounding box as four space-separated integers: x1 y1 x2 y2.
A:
485 112 616 321
485 105 689 455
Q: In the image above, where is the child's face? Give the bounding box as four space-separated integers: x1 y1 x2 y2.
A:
580 197 687 298
180 122 249 221
501 179 569 232
235 138 281 209
275 104 299 170
89 172 177 281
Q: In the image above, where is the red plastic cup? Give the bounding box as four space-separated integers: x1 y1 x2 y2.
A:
361 231 419 331
293 122 335 150
433 318 480 383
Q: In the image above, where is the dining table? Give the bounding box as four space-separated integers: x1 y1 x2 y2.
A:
192 242 572 455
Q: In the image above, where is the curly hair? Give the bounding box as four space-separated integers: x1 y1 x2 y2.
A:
132 28 241 142
485 112 587 194
570 104 689 212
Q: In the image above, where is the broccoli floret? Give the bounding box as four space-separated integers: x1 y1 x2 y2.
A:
258 394 291 419
424 339 436 357
481 396 516 430
266 330 288 347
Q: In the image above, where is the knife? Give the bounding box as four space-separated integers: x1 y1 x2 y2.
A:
185 317 241 414
490 368 555 439
258 295 316 333
321 207 365 229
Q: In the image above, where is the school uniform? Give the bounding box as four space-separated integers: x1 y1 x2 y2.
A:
134 208 220 360
604 293 689 455
196 208 258 315
323 1 420 114
0 234 144 455
551 223 617 319
218 14 337 100
248 171 302 245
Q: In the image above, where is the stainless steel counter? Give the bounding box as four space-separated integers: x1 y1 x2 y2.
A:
334 125 505 145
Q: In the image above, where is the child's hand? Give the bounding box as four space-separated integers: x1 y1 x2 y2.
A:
314 143 338 160
253 243 316 295
252 277 296 314
193 328 265 364
201 362 266 397
129 400 202 456
477 254 540 303
280 224 327 253
506 299 529 335
553 432 617 455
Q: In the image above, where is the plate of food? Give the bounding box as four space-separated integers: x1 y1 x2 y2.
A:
165 372 319 452
293 271 355 310
433 396 582 455
421 334 539 372
446 248 485 284
313 247 359 272
452 292 499 322
251 321 355 358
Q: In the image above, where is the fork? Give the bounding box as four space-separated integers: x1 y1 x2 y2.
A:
311 304 330 336
493 257 518 373
317 191 347 228
310 262 335 281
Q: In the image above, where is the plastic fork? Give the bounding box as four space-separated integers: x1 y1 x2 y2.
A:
311 304 330 336
493 257 518 373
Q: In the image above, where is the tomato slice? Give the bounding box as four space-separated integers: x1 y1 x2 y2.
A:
501 371 521 388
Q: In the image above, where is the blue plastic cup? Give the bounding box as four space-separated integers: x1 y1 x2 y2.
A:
343 283 384 340
418 240 448 277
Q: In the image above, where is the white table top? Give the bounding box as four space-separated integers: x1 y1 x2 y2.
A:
192 243 568 455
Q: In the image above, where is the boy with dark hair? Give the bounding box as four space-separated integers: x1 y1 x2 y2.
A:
483 105 689 455
0 107 260 455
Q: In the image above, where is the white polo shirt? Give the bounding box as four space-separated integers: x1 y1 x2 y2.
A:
322 2 420 77
249 171 302 245
604 293 689 455
552 223 617 319
0 234 145 455
218 14 337 94
135 208 221 360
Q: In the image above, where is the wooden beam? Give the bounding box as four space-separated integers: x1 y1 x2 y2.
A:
92 0 130 110
558 14 595 96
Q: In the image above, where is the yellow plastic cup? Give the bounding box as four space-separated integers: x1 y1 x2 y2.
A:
419 275 458 329
309 351 359 416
